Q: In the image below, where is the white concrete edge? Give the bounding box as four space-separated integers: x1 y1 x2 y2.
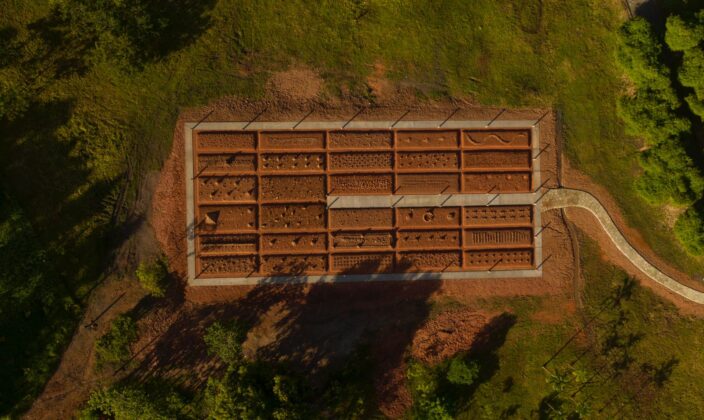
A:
185 120 543 285
185 120 538 131
190 268 542 286
185 125 196 284
327 193 539 208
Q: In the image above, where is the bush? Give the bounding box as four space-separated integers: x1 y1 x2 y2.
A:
203 321 247 365
81 381 188 420
446 357 480 386
135 258 169 297
665 11 704 120
665 14 704 52
674 204 704 255
636 142 704 205
95 314 137 368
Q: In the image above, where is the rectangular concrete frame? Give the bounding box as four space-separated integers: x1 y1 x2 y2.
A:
185 120 544 286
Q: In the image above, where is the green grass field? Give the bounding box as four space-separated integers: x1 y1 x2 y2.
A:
1 0 704 415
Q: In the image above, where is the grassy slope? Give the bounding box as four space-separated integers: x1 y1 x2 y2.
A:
434 233 704 418
1 0 703 415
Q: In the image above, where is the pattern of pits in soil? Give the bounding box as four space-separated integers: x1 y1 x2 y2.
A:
198 154 257 172
260 153 325 171
397 130 459 148
399 251 461 269
332 232 394 249
329 152 393 170
464 228 532 246
262 233 327 251
198 176 257 201
332 253 395 273
197 205 257 231
398 230 461 248
397 208 460 227
260 131 325 149
196 131 256 150
261 175 325 200
261 204 326 230
262 255 327 275
330 174 393 194
329 131 392 149
465 249 533 268
199 234 257 253
397 152 459 169
200 255 257 275
463 172 531 193
463 130 530 148
464 206 532 226
330 208 394 228
398 174 460 194
463 150 531 169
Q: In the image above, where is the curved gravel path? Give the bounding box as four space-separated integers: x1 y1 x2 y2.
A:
543 188 704 304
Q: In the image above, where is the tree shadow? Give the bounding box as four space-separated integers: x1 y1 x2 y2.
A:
125 256 441 414
28 0 217 73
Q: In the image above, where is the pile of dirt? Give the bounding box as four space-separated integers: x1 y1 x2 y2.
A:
266 67 323 102
411 308 492 365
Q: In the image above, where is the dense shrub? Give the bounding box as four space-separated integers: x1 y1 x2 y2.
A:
135 258 169 297
636 142 704 205
94 314 137 368
446 358 480 386
203 321 247 365
81 381 188 420
674 204 704 255
666 11 704 120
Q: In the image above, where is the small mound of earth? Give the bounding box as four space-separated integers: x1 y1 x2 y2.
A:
267 67 323 101
411 308 491 365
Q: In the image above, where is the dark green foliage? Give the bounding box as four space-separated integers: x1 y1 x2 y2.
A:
616 17 704 207
636 142 704 205
446 358 480 386
674 204 704 255
81 381 190 420
95 314 138 368
203 321 247 365
135 258 169 297
665 11 704 121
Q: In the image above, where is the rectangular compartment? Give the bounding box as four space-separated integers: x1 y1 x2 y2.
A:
464 206 533 226
261 255 327 275
329 208 394 229
196 131 256 150
197 205 257 231
463 130 531 148
329 152 393 170
197 153 257 172
397 207 461 228
396 130 459 149
261 175 326 201
397 151 459 170
260 204 326 230
464 228 533 247
330 174 393 194
198 234 258 253
397 229 461 249
397 173 460 194
463 172 531 193
329 130 392 149
198 176 257 202
198 255 258 276
399 251 461 270
260 153 325 171
261 233 327 252
260 131 325 149
332 253 395 273
464 249 533 269
463 150 531 169
332 231 394 249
